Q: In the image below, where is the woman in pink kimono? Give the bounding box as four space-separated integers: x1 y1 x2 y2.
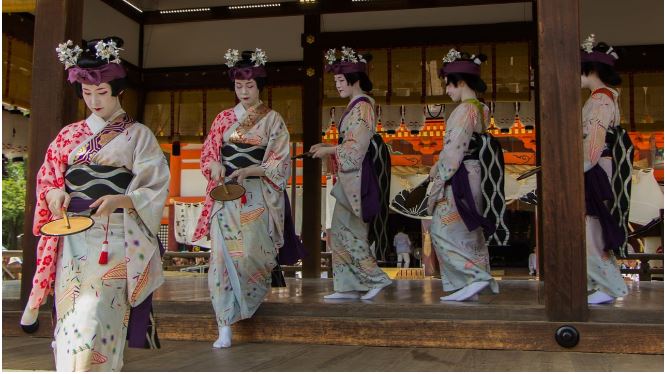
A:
20 37 170 371
192 49 293 348
580 35 629 304
428 49 499 302
309 47 392 301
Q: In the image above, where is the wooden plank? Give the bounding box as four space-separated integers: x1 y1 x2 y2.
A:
535 0 588 322
152 314 663 355
301 14 323 278
20 0 84 309
3 336 664 372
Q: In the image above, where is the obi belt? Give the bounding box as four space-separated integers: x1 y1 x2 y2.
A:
448 132 509 246
220 142 306 265
65 164 133 212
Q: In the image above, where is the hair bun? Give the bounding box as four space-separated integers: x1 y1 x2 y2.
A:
476 53 488 63
240 50 253 62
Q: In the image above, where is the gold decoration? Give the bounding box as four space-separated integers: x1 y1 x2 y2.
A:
306 35 315 45
306 67 315 77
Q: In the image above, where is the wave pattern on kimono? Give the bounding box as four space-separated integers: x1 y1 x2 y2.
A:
427 101 499 293
330 95 392 292
583 88 629 297
196 103 291 327
27 112 169 371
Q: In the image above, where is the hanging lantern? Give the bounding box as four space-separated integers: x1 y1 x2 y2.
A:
381 104 401 135
404 104 426 135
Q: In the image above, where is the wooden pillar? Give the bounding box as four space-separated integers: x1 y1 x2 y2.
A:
21 0 84 308
301 14 323 278
536 0 588 321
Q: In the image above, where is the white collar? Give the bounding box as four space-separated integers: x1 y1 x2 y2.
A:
85 109 126 135
233 101 263 122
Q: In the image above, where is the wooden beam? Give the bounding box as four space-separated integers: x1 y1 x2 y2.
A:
300 14 323 278
20 0 84 309
142 62 304 91
99 0 144 23
536 0 588 321
141 0 526 24
317 22 531 49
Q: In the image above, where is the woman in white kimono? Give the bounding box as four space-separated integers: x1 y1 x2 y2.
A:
20 37 169 371
192 49 292 348
309 48 392 300
580 35 629 304
428 49 499 302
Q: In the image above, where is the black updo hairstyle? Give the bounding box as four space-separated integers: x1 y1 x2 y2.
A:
442 52 488 93
229 50 267 91
340 53 373 93
581 42 622 86
72 36 128 98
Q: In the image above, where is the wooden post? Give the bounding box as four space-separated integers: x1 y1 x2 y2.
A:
21 0 84 308
301 14 323 278
536 0 588 321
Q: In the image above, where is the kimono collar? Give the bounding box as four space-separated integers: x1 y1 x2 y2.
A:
233 101 264 123
86 108 126 135
348 93 375 108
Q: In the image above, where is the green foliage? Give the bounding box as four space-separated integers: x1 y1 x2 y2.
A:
2 161 26 250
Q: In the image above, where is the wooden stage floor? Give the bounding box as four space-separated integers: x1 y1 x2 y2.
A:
3 276 663 355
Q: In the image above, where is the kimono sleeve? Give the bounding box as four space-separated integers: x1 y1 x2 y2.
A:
335 101 374 172
583 93 614 172
126 125 170 236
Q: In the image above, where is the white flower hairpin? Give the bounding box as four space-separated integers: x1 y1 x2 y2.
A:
56 40 82 69
581 34 595 53
95 39 122 64
251 48 268 66
328 47 366 64
325 49 337 65
224 49 240 67
442 48 462 64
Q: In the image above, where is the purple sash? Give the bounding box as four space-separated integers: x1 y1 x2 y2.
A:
449 163 495 236
585 164 624 251
278 192 308 265
338 96 381 222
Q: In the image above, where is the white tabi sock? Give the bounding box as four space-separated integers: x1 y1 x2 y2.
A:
440 281 488 301
323 291 360 299
213 326 232 348
360 283 391 300
588 290 615 304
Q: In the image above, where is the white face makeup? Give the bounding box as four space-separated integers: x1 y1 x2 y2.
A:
445 78 463 102
580 73 589 89
334 74 352 98
81 83 122 121
234 79 260 108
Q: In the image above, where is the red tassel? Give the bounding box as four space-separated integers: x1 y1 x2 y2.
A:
241 194 247 205
99 241 109 264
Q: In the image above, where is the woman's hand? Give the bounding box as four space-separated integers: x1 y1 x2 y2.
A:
228 166 265 185
90 195 134 218
46 189 71 218
208 162 225 184
428 165 438 180
309 143 336 159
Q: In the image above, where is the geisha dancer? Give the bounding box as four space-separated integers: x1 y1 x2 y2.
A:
428 49 500 302
309 47 392 300
192 49 294 348
580 35 630 304
20 37 170 371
